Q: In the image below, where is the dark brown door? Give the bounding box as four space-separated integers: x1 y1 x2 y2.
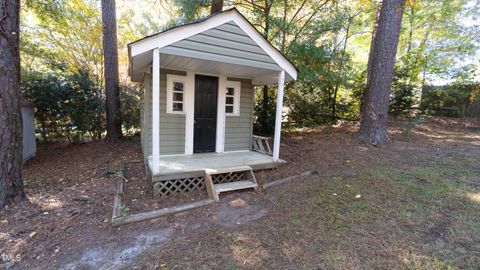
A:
194 75 218 153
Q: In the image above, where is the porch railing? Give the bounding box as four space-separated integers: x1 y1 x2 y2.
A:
252 135 272 156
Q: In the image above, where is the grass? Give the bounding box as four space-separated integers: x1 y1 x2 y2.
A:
265 155 480 269
11 118 479 269
119 119 480 269
132 152 480 269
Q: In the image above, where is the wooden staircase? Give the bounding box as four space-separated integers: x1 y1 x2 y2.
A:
205 166 259 201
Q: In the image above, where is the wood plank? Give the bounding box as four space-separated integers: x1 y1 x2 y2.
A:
205 165 253 175
262 170 313 189
112 199 215 226
204 172 217 200
152 151 284 177
112 178 124 219
258 139 266 153
248 169 261 192
252 135 270 140
213 180 257 193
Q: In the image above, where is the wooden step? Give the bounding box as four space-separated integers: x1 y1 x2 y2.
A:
205 165 253 175
213 180 257 193
204 166 260 201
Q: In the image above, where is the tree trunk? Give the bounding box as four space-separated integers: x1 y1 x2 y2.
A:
101 0 122 142
261 85 269 134
358 0 406 145
210 0 223 14
260 1 271 134
0 0 25 208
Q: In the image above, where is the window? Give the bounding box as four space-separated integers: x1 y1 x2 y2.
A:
225 81 241 116
166 74 186 114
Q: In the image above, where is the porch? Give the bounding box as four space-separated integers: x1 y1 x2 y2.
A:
151 150 285 181
129 9 297 178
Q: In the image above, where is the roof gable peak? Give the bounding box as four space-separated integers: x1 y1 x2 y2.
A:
128 8 297 81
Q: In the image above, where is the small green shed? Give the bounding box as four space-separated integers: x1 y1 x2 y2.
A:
127 8 297 197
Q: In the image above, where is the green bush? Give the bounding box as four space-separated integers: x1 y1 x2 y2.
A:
23 70 142 141
390 66 416 116
22 70 104 142
68 70 105 140
120 84 141 135
421 84 478 117
277 42 361 128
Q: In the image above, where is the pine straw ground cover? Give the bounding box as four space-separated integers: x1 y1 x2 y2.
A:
1 117 480 269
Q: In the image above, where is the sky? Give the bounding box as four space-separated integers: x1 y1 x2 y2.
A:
427 0 480 85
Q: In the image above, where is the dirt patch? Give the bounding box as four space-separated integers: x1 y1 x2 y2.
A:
423 218 451 244
212 192 268 228
1 117 480 269
63 228 174 270
121 162 208 214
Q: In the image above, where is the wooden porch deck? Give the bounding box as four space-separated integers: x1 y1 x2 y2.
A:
153 151 285 181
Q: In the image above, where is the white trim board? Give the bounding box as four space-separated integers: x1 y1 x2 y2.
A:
151 48 160 174
216 75 227 153
184 71 195 155
129 9 297 82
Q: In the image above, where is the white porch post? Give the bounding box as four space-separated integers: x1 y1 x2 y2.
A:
273 70 285 162
151 48 160 173
216 76 227 153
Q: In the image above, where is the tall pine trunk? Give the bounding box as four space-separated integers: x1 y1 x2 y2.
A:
262 85 269 132
358 0 406 145
0 0 25 208
260 3 271 134
210 0 223 14
101 0 122 141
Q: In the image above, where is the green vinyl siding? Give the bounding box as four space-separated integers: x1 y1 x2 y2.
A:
224 78 254 152
141 71 254 159
142 69 187 160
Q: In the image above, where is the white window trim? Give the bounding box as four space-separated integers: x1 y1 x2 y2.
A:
224 80 241 116
166 74 187 114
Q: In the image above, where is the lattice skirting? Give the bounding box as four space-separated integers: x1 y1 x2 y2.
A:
153 177 205 198
212 172 247 184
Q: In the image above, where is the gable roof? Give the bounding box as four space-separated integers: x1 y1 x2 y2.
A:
128 8 297 82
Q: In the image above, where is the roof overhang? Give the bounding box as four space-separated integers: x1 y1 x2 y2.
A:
128 8 297 85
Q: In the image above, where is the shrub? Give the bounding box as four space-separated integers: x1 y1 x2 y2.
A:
421 84 478 117
22 70 104 142
120 84 141 135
